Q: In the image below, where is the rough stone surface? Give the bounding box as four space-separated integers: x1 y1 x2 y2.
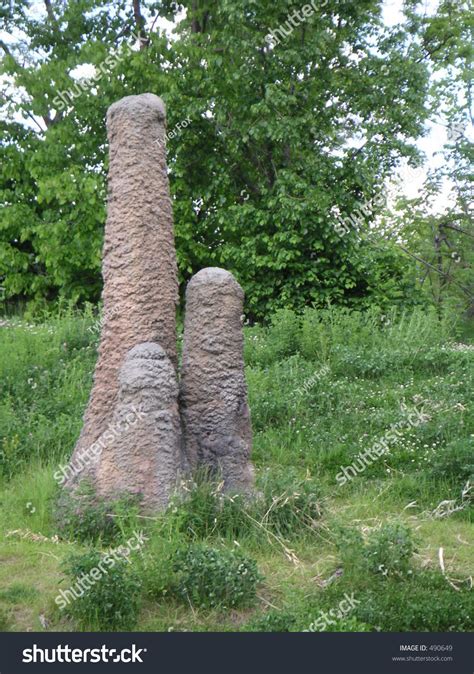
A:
65 93 178 488
95 342 183 511
180 267 255 493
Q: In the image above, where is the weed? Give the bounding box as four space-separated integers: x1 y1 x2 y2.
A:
0 584 38 604
0 608 11 631
355 571 473 631
244 610 296 632
365 523 415 578
56 482 141 545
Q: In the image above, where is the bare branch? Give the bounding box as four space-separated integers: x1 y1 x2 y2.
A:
398 244 473 298
132 0 149 49
0 40 13 58
1 92 46 134
441 222 474 239
44 0 56 23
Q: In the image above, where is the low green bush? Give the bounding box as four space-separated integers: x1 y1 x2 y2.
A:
169 475 252 541
334 526 367 573
256 469 322 536
169 470 322 543
61 549 142 631
333 522 416 579
265 308 301 362
171 545 262 609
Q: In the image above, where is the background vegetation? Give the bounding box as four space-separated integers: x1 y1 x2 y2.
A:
0 0 472 319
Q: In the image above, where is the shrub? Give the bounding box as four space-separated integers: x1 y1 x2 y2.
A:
334 526 367 573
61 549 142 631
171 545 262 609
265 309 301 362
333 522 415 578
170 470 323 543
365 523 415 578
299 307 329 362
141 552 177 602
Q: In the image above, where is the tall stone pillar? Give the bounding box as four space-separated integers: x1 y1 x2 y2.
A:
64 93 178 489
180 268 255 494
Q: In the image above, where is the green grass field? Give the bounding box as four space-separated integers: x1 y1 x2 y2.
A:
0 305 472 632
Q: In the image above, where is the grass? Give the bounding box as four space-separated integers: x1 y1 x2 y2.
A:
0 304 472 632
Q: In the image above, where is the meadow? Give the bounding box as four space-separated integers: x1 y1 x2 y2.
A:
0 305 472 632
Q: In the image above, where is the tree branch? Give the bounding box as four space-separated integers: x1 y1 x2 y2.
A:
440 222 474 239
132 0 149 49
1 92 46 134
44 0 57 24
397 244 473 298
0 39 13 58
1 39 55 130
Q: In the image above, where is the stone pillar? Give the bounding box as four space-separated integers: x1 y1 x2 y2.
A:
65 93 179 489
180 268 254 494
95 343 183 511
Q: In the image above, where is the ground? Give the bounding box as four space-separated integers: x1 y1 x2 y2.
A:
0 305 472 632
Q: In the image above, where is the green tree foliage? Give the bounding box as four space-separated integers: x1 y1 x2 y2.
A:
0 1 450 317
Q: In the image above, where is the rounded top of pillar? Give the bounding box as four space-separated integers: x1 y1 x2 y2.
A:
107 93 166 128
187 267 244 299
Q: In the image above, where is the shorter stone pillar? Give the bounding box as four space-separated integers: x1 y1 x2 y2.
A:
95 342 183 511
180 268 254 494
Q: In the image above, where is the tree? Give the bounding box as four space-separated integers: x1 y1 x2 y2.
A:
0 1 437 317
1 0 164 306
387 0 473 319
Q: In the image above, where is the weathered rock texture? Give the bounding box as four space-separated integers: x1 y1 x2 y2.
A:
180 268 255 493
65 93 178 488
95 343 183 511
